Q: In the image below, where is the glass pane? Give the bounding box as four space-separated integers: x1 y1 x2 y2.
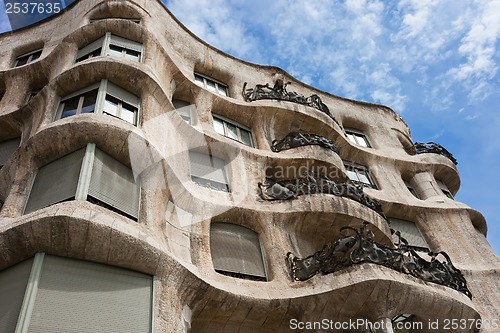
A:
15 56 28 67
80 89 98 114
125 49 141 61
226 123 238 140
206 80 216 92
194 74 204 86
213 117 225 135
103 95 119 116
30 51 41 61
240 129 253 147
346 133 356 144
346 170 358 182
61 96 80 119
357 135 369 147
358 171 371 185
121 104 137 124
108 45 123 57
217 85 228 96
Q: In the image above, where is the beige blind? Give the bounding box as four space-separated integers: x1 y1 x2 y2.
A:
390 218 429 248
88 148 140 219
28 255 152 333
210 223 266 279
0 138 20 167
106 82 140 107
0 257 33 333
24 148 85 214
189 151 229 190
109 34 143 52
76 36 104 59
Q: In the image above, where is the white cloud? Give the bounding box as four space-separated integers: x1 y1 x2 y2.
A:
446 0 500 102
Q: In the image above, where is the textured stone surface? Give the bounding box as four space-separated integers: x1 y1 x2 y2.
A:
0 0 499 332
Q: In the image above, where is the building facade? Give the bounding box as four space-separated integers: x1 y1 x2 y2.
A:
0 0 498 332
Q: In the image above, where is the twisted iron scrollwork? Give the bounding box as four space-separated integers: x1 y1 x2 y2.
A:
258 173 385 217
413 142 457 165
243 80 334 120
271 132 339 153
287 222 472 298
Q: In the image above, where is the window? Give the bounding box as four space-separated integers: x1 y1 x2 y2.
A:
56 80 140 125
26 89 41 103
345 129 370 147
404 180 419 198
210 223 267 281
189 151 230 192
76 33 142 62
344 162 376 189
194 73 228 96
90 18 141 24
436 180 454 199
14 49 42 67
0 253 153 333
0 138 20 169
172 99 194 124
24 144 140 220
213 115 254 147
389 218 429 249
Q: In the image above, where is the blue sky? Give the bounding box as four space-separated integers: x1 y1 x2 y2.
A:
1 0 498 254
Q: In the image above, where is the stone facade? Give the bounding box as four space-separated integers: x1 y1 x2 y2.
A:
0 1 498 332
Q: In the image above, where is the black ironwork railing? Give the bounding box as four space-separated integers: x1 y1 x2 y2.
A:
271 132 339 154
413 142 457 165
287 222 471 298
258 173 385 218
243 80 335 120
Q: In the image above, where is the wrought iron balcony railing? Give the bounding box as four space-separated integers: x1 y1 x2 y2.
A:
287 222 471 298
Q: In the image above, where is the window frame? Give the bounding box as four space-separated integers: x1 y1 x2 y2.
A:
189 151 231 192
404 180 419 199
436 180 454 199
344 161 377 189
194 72 229 97
210 222 268 281
0 137 21 169
55 79 140 126
212 114 255 148
14 49 42 67
75 32 143 63
389 218 429 250
345 128 371 148
24 143 141 220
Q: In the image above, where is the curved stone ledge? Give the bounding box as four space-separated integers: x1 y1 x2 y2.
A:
0 211 478 330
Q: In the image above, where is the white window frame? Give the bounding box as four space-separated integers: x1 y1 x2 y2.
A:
345 128 371 147
212 114 255 148
172 99 195 125
344 161 376 189
436 179 454 199
194 72 229 96
76 32 143 63
56 79 140 126
14 49 42 67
